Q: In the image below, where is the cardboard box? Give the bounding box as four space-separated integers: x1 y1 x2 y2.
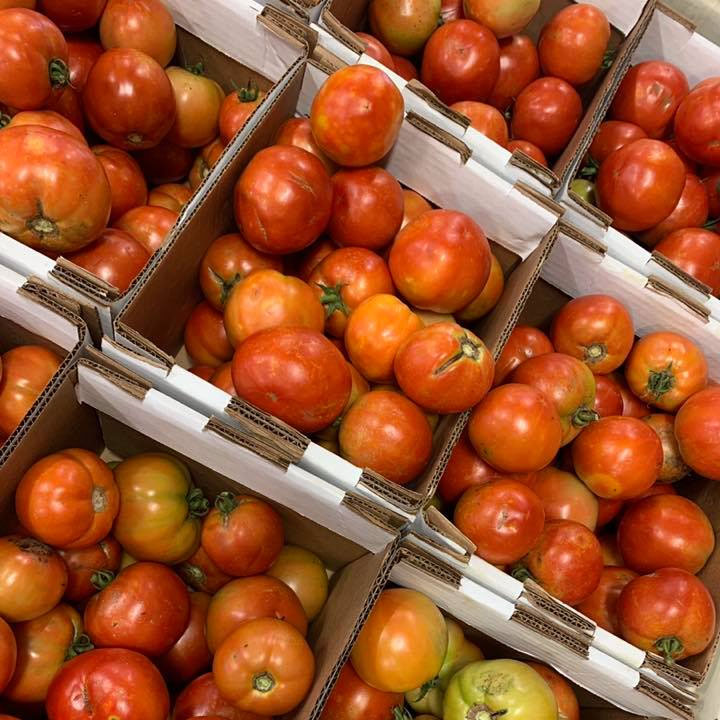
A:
107 47 561 521
0 0 307 341
261 0 325 23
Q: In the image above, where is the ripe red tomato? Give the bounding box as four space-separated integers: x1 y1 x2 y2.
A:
0 126 111 253
527 466 598 531
526 664 580 720
442 0 463 21
275 116 334 173
46 648 170 720
675 77 720 165
136 137 194 185
506 139 547 165
8 109 85 142
421 20 499 105
450 101 509 146
0 8 69 110
219 82 266 146
612 372 651 418
593 374 624 417
310 65 403 167
468 384 563 473
99 0 177 67
391 54 418 80
438 430 499 504
113 204 178 253
675 387 720 481
339 389 433 485
390 209 490 313
205 575 306 653
58 538 122 603
355 31 395 70
148 183 192 213
642 413 689 483
92 145 148 223
174 673 261 720
176 543 231 594
463 0 540 37
184 301 233 367
38 0 106 31
454 478 544 565
550 294 634 374
634 482 677 501
597 498 624 528
234 145 332 255
494 325 553 386
45 84 85 131
703 170 720 217
575 567 637 635
588 121 647 165
611 61 689 138
487 34 539 112
84 561 190 656
400 189 432 229
625 331 708 411
0 536 67 622
232 326 351 433
654 227 720 296
394 322 494 413
0 616 15 693
521 520 603 606
167 66 224 148
368 0 440 57
572 416 662 499
538 4 610 86
67 38 103 91
189 137 224 190
456 251 505 321
617 568 716 662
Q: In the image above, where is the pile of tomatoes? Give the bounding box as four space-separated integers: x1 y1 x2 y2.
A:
573 59 720 296
349 0 614 166
437 292 720 664
321 586 581 720
0 448 332 718
0 0 265 293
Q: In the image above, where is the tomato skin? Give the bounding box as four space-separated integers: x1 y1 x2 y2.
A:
572 416 662 499
400 189 432 230
625 331 708 411
15 448 119 550
213 618 315 715
148 183 192 213
189 137 224 190
456 252 505 321
67 38 103 91
310 65 403 167
593 374 624 417
174 673 261 720
136 137 194 185
617 568 716 662
38 0 106 31
368 0 440 57
550 294 633 374
487 34 539 113
0 536 67 622
703 169 720 217
589 120 647 165
267 545 328 622
526 663 580 720
463 0 539 37
166 67 224 149
184 301 233 367
176 543 231 594
526 466 598 531
538 4 610 86
675 387 720 481
0 616 15 693
511 77 582 156
468 384 563 473
219 83 266 145
643 413 689 483
506 138 547 165
612 372 651 418
450 101 508 146
59 538 122 603
8 109 85 142
0 345 62 437
46 648 170 720
655 227 720 296
454 479 545 564
421 20 499 105
575 567 637 636
391 54 418 81
438 429 499 504
94 144 149 223
113 204 177 253
675 78 720 165
494 325 553 386
596 497 624 528
394 322 494 413
275 117 334 174
355 32 395 70
100 0 177 67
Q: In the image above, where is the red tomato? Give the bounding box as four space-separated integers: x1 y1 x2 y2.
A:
8 109 85 142
176 543 231 594
675 77 720 165
67 38 103 91
0 126 111 253
59 538 122 603
438 429 499 504
310 64 403 167
506 139 547 166
494 325 553 386
394 322 494 413
625 331 708 411
84 562 190 656
527 466 598 531
46 648 170 720
450 101 508 146
210 362 234 395
703 170 720 217
45 84 85 132
521 520 603 606
526 664 580 720
487 34 539 112
421 20 499 105
642 413 689 483
174 673 262 720
654 227 720 296
572 416 662 499
468 384 563 473
205 575 306 653
550 294 634 374
0 8 69 110
38 0 106 31
442 0 463 21
232 326 351 433
593 374 624 417
356 31 395 70
634 482 677 502
456 251 505 321
275 116 334 173
339 390 433 485
219 81 266 145
99 0 177 67
184 301 233 367
463 0 539 38
511 77 582 156
538 4 610 86
0 616 15 693
390 54 418 80
189 137 224 190
596 497 624 528
675 386 720 481
0 536 67 622
611 61 689 138
91 145 148 223
617 568 716 662
84 48 176 150
148 183 192 213
400 189 432 230
234 145 331 255
390 209 491 313
368 0 439 57
576 567 637 635
667 137 698 174
113 204 177 253
136 137 194 185
612 372 651 418
598 533 624 565
589 120 647 165
454 479 544 565
189 365 215 381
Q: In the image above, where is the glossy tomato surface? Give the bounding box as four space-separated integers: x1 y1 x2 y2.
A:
189 138 224 190
438 429 500 504
59 537 122 603
176 543 231 594
400 189 432 229
355 31 394 70
136 137 194 184
593 374 624 417
493 325 553 385
7 109 85 142
675 387 720 480
576 567 637 635
675 78 720 166
526 663 580 720
506 138 547 165
93 146 148 223
487 34 539 112
39 0 106 31
219 82 266 145
588 120 647 165
148 183 192 213
173 672 260 720
450 101 508 146
456 251 505 321
368 0 440 56
184 301 233 367
67 38 103 91
463 0 540 37
275 116 333 172
0 616 16 693
166 66 224 148
655 227 720 296
267 545 328 622
527 466 598 530
113 205 177 253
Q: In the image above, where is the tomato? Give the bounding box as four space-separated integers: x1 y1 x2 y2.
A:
189 365 215 381
67 38 103 91
487 34 539 113
611 61 689 138
38 0 106 31
0 8 69 110
550 294 634 374
189 137 224 190
15 448 119 550
703 170 720 217
588 120 647 166
611 373 650 418
0 0 35 6
444 659 556 720
174 673 261 720
675 386 720 480
183 301 233 367
511 77 582 156
274 118 331 174
46 84 85 132
391 54 418 80
0 617 15 696
113 204 177 253
527 466 598 531
339 389 433 484
454 479 544 564
572 416 662 499
176 543 231 594
394 322 493 413
468 384 563 473
577 567 636 635
642 413 689 483
166 66 224 148
675 78 720 164
493 326 553 386
0 536 67 621
442 0 463 21
456 252 505 321
267 545 328 622
593 374 624 417
506 138 547 165
0 126 111 252
113 453 207 564
538 4 610 86
526 663 580 720
219 81 266 145
450 101 509 147
655 227 720 295
438 429 499 504
59 538 122 603
625 331 708 411
617 568 716 662
148 182 192 213
400 189 432 230
136 137 194 184
85 561 189 655
100 0 176 67
368 0 440 57
7 109 84 142
46 648 170 720
89 145 147 223
355 32 395 70
311 64 403 167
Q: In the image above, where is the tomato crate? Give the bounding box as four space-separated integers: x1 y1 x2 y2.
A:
0 0 306 341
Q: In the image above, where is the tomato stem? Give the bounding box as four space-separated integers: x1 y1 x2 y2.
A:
572 406 599 428
91 569 115 590
467 704 508 720
187 61 205 76
232 79 260 103
66 633 94 660
316 282 349 319
655 635 684 665
211 268 244 307
188 487 210 518
178 562 206 589
578 157 599 180
252 671 276 693
434 333 484 375
407 676 439 702
584 343 607 364
0 112 9 129
49 58 70 88
509 564 534 583
214 490 237 520
392 707 412 720
647 365 675 400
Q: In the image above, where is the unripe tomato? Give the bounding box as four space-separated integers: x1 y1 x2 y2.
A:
368 0 440 56
268 545 329 622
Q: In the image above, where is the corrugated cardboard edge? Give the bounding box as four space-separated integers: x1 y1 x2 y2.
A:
405 79 471 131
423 505 475 558
50 257 120 304
396 542 463 588
114 321 176 368
521 579 596 639
259 4 317 53
310 44 347 74
636 676 695 720
642 654 701 696
318 4 366 55
650 251 712 298
78 352 151 400
358 467 423 514
558 219 608 256
509 149 561 191
406 111 472 164
341 493 408 536
510 605 589 659
655 1 696 31
567 189 613 228
514 181 565 218
645 277 710 322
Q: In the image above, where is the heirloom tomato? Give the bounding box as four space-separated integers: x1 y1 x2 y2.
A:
219 81 266 145
38 0 106 31
655 228 720 296
268 546 329 621
59 537 122 603
368 0 440 56
576 567 637 635
136 137 194 184
400 189 432 229
493 325 553 385
643 413 689 483
355 32 394 70
93 145 148 223
184 301 233 367
176 543 231 594
588 120 647 165
506 138 547 165
526 663 580 720
0 616 15 693
526 466 598 530
451 101 508 146
166 66 224 148
457 252 505 321
7 109 85 142
113 205 177 253
189 137 224 189
148 183 192 213
438 429 499 504
675 77 720 165
487 34 539 112
173 672 259 720
675 386 720 480
593 374 624 417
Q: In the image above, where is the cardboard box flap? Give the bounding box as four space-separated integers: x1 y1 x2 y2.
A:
404 525 473 567
509 149 560 190
318 2 365 55
645 276 711 323
510 604 589 659
78 356 150 401
340 492 407 536
405 79 470 131
423 505 476 558
258 4 317 52
514 181 564 217
405 111 472 164
568 189 613 228
397 542 463 588
643 652 703 691
114 321 176 369
51 256 121 303
558 219 608 256
20 277 83 328
650 251 712 299
637 676 694 720
656 1 695 31
520 580 596 640
358 468 422 513
309 44 347 74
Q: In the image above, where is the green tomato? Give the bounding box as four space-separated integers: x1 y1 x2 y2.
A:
570 178 596 205
443 659 558 720
440 637 484 689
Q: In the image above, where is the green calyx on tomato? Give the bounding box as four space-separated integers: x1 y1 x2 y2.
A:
65 632 94 661
186 61 206 76
188 486 210 517
214 491 240 523
49 58 70 89
253 671 276 692
434 334 486 375
90 569 116 590
212 268 244 307
601 48 617 70
232 79 260 103
656 635 684 665
316 282 350 319
646 364 676 401
572 406 599 428
510 565 534 583
578 156 599 180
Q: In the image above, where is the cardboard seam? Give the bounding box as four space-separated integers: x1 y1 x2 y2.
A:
51 258 120 303
113 322 175 368
318 8 366 55
636 676 694 720
341 493 408 535
359 467 422 513
514 181 564 217
19 279 85 330
204 416 292 470
650 251 712 297
656 1 696 31
405 79 471 130
510 605 589 659
644 277 710 322
397 543 462 588
405 111 472 164
259 4 316 53
78 358 149 400
508 149 560 190
558 219 608 256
